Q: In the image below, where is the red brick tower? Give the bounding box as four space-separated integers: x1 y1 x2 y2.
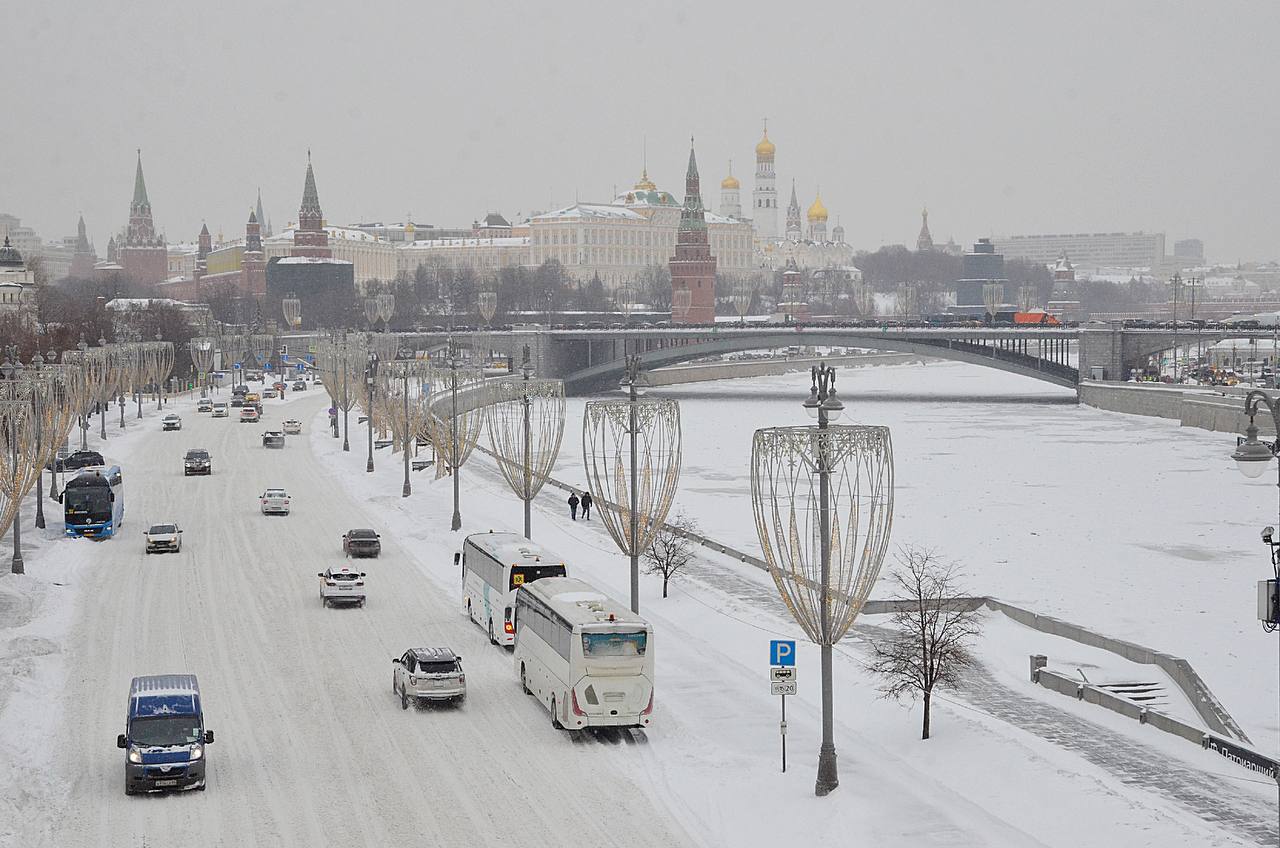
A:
194 223 211 281
293 152 331 258
243 210 267 295
68 214 97 279
118 150 169 285
669 139 717 324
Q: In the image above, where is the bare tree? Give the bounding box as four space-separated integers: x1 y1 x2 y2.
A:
864 547 983 740
644 511 699 598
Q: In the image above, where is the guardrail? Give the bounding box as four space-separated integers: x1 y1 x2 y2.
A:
1031 659 1275 778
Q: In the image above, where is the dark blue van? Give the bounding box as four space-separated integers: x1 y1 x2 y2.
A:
116 674 214 795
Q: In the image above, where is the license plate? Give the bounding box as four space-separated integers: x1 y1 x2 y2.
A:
155 779 178 787
340 585 352 591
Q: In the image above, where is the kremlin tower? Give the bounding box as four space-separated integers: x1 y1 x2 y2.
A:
751 121 778 240
244 210 266 294
68 215 97 279
669 139 717 325
293 153 331 258
785 181 802 241
719 162 742 220
194 223 211 280
118 150 168 285
917 207 934 252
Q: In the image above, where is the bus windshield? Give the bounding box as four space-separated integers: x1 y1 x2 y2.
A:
582 631 647 658
64 489 111 523
510 563 566 592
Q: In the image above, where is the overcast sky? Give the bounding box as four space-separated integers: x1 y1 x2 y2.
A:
2 0 1275 263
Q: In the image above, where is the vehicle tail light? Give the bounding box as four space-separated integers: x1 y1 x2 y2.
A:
457 674 465 683
504 621 514 634
408 675 417 685
355 581 364 587
641 690 654 716
326 580 337 586
571 688 586 716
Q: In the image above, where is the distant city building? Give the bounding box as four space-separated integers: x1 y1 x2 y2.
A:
0 213 41 258
266 155 354 325
994 231 1165 269
752 121 778 240
773 257 811 323
1174 238 1205 265
784 181 802 242
104 297 213 335
347 220 473 243
1052 252 1075 283
954 238 1008 313
116 151 169 286
0 236 38 330
670 141 716 325
69 215 98 278
916 207 934 252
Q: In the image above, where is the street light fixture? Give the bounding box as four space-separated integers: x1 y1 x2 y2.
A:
1230 389 1280 838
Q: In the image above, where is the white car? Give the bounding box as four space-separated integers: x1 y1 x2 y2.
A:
260 488 291 515
196 398 213 413
162 414 182 431
239 407 260 423
392 647 465 708
144 523 182 554
211 402 229 418
282 419 302 435
319 565 366 607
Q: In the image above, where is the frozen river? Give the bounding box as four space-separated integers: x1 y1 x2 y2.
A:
556 360 1280 749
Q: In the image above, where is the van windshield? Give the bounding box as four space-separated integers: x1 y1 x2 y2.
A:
130 715 202 747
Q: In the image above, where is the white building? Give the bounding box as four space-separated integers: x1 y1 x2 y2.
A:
264 225 398 290
751 124 778 240
718 163 743 220
0 236 37 330
995 231 1165 269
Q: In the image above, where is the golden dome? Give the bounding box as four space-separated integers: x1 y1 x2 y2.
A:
634 168 657 191
721 174 740 190
755 131 775 158
807 193 828 222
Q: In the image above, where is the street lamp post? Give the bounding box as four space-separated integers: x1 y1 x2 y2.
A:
450 349 462 530
366 350 377 474
1230 389 1280 839
625 357 642 609
1170 272 1183 382
402 355 412 498
30 353 46 530
1 351 25 574
98 337 108 441
751 364 895 797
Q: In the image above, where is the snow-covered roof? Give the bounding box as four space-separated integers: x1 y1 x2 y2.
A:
276 256 354 265
104 297 202 310
532 204 646 222
265 226 385 244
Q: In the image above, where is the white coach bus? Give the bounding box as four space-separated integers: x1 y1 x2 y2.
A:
513 576 654 731
458 531 567 647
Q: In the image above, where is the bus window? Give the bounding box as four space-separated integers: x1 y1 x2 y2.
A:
582 631 647 657
510 562 566 592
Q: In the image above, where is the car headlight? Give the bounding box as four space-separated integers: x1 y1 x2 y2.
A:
128 747 142 763
189 745 203 761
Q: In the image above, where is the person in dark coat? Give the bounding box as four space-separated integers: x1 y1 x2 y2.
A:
568 492 580 520
580 491 593 520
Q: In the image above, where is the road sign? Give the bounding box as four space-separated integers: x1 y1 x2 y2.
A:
771 681 796 696
770 667 795 683
770 640 796 667
233 362 241 370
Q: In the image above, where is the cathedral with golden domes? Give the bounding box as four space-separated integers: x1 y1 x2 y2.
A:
722 121 855 272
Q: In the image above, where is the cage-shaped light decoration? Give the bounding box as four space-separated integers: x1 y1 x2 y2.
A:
750 424 894 645
582 397 682 558
427 364 486 478
283 295 302 330
487 375 565 504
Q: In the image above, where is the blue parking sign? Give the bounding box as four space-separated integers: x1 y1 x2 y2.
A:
770 640 796 667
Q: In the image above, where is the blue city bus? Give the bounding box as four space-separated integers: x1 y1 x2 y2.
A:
63 465 125 538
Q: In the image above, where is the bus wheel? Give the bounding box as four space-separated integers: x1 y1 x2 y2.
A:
487 620 496 645
550 696 563 730
520 664 530 695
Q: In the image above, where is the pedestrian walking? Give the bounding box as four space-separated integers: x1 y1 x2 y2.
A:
580 491 593 520
568 491 580 521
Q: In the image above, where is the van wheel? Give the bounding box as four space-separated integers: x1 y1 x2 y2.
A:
550 696 563 730
487 620 496 645
124 783 136 797
520 664 530 695
401 687 409 710
196 780 206 791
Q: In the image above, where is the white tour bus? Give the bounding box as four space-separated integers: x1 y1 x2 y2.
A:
459 531 567 647
513 576 654 731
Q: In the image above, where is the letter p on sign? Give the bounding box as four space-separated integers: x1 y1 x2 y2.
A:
770 640 796 667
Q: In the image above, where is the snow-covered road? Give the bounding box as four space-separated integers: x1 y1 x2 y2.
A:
21 392 695 848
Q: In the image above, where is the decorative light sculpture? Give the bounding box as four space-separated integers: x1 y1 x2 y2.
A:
582 355 682 613
487 354 565 538
379 353 432 497
190 338 216 394
428 353 485 530
283 294 302 332
751 363 894 796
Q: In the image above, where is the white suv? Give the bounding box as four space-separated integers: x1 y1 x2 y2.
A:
318 565 366 607
391 647 465 708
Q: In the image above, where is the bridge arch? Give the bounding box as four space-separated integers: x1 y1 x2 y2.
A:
559 331 1080 393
